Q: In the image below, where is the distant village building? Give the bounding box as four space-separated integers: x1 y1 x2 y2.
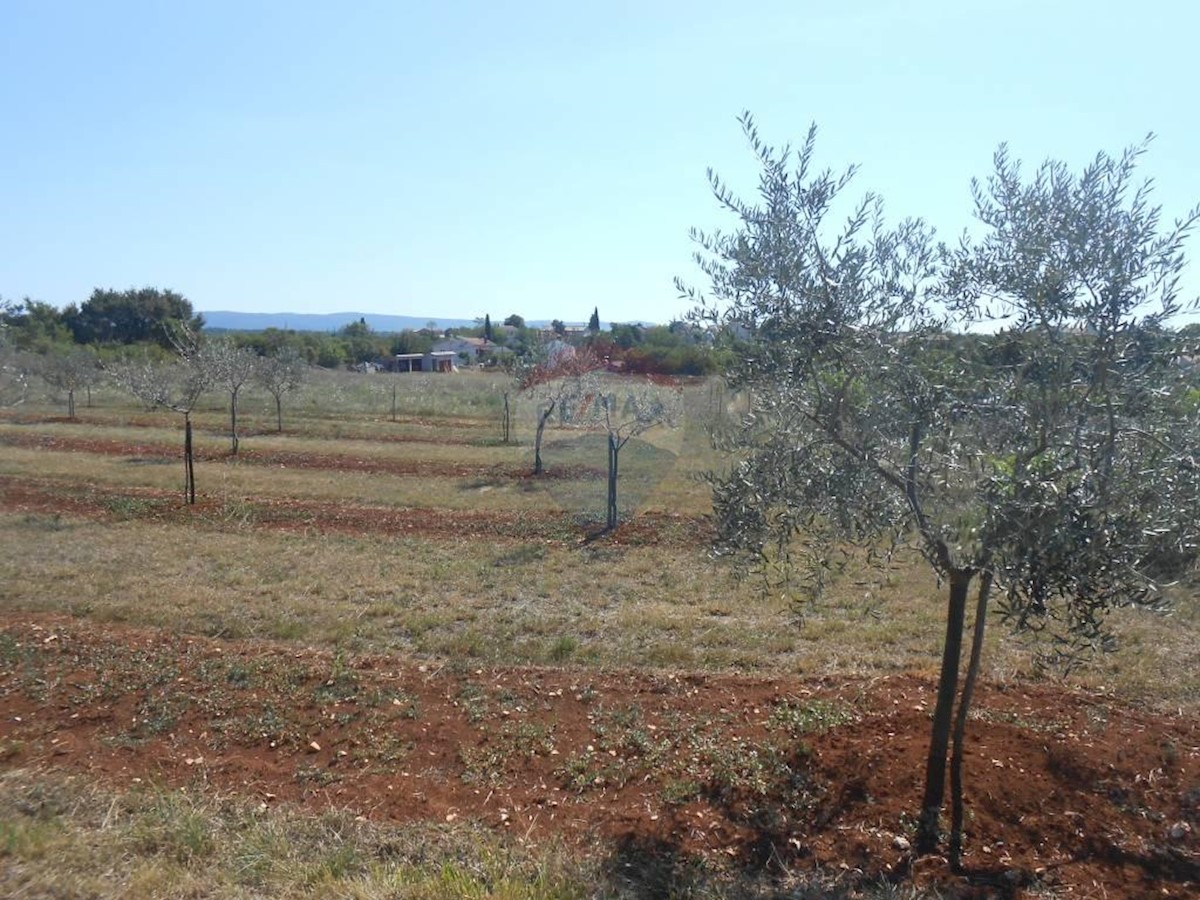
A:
432 336 500 365
393 351 457 373
540 323 589 340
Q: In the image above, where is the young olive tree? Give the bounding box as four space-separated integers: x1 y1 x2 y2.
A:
519 346 604 475
498 383 514 444
256 346 308 432
0 301 31 408
684 115 1200 865
207 337 260 454
38 346 100 420
107 331 215 504
584 375 681 530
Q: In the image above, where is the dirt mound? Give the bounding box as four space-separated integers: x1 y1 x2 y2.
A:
0 614 1195 897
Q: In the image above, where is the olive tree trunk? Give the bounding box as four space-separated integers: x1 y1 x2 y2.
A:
229 387 241 454
606 432 620 530
184 413 196 505
949 571 994 869
916 567 972 855
533 400 555 475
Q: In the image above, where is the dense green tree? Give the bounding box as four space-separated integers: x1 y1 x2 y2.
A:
66 287 202 348
623 344 718 376
483 314 494 342
313 337 348 368
587 307 600 333
231 327 294 357
500 324 540 360
503 313 525 329
390 330 434 356
589 321 720 375
0 298 72 351
609 322 643 350
337 319 385 364
686 115 1200 865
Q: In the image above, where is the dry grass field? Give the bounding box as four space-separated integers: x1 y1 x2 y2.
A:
1 369 1197 898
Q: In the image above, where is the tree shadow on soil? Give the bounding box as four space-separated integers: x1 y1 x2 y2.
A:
600 831 1054 899
597 759 1063 900
596 760 897 899
1073 837 1200 885
600 831 911 899
1043 745 1200 887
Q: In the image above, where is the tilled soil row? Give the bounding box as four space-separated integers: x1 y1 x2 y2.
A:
0 475 706 546
0 431 603 481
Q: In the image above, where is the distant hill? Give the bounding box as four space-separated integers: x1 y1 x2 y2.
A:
199 311 480 333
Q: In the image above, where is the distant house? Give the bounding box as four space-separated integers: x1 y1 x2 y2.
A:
432 337 500 365
394 351 457 373
540 323 588 340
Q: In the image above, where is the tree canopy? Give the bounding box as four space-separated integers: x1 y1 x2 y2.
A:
685 114 1200 863
0 298 73 351
65 287 203 348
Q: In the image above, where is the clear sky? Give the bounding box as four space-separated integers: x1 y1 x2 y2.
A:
2 0 1198 325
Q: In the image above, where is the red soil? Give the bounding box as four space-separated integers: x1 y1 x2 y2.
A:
0 476 701 546
0 431 602 481
0 614 1195 897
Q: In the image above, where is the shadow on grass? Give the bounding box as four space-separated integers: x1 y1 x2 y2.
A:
601 834 715 898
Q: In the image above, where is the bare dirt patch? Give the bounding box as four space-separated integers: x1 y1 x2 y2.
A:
0 475 705 546
0 614 1195 897
0 431 602 481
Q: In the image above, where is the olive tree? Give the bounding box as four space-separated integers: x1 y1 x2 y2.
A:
497 381 514 445
207 337 260 454
519 346 603 475
107 330 215 503
256 346 308 432
584 376 681 531
0 300 31 407
38 346 100 419
684 115 1200 865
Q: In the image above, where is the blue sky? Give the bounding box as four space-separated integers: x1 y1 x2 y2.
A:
3 0 1198 325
